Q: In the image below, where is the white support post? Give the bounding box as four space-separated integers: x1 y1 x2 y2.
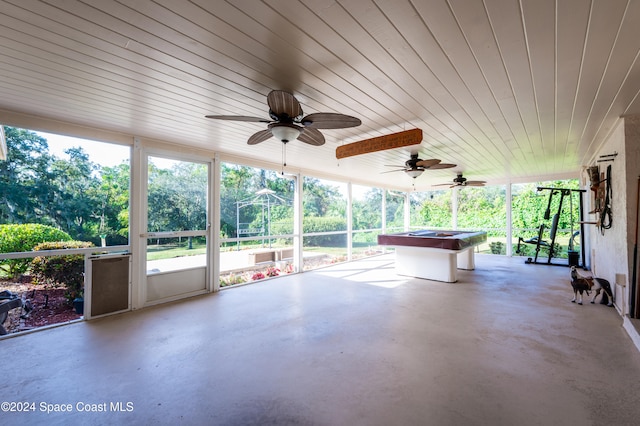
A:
347 182 353 262
211 153 221 292
293 173 303 273
506 182 513 256
130 137 144 310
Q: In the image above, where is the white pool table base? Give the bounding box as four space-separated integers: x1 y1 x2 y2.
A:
394 246 475 283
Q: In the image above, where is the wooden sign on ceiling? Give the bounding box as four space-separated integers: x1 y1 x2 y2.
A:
336 128 423 159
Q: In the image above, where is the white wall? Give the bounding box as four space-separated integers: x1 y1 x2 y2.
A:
623 116 640 315
588 116 640 315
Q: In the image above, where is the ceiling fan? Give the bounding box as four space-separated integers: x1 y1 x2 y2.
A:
205 90 361 146
384 154 456 179
435 173 486 188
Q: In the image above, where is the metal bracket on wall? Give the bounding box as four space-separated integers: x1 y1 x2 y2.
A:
597 152 618 163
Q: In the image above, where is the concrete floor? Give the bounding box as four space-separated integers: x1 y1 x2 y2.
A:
2 254 640 425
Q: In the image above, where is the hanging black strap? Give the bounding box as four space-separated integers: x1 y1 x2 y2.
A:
600 165 612 233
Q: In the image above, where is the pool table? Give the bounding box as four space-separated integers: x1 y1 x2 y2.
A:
377 230 487 282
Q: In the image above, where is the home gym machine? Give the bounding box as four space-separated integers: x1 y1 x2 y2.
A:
516 186 586 267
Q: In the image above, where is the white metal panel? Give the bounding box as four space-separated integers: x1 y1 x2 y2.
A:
146 267 207 303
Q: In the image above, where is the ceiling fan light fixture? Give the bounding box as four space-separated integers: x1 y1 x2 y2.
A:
207 91 358 146
405 168 424 179
269 123 301 143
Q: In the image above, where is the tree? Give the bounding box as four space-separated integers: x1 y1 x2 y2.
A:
220 164 297 240
47 147 97 241
417 190 452 228
0 127 55 224
385 191 405 230
89 163 130 243
303 177 344 217
458 186 506 233
147 161 207 233
352 188 382 230
147 164 175 233
0 126 130 245
220 163 260 238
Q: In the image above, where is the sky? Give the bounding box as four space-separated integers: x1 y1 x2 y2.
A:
36 132 191 171
37 131 130 167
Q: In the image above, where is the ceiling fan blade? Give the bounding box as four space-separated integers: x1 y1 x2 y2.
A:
301 113 361 129
466 181 486 186
247 129 273 145
381 168 408 174
205 115 271 123
433 183 453 186
416 159 441 168
267 90 303 119
428 163 457 169
336 128 423 159
297 128 325 146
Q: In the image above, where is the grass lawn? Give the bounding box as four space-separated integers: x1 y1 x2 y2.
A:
146 243 207 260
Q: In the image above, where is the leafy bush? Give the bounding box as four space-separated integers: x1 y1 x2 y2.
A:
353 231 378 244
303 217 347 247
0 224 72 278
251 271 265 280
545 242 564 258
270 220 294 236
514 243 534 257
30 241 94 301
219 273 247 287
265 267 280 277
489 241 505 255
282 263 294 274
513 241 565 259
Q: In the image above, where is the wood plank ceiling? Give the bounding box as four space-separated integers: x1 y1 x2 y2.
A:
1 0 640 191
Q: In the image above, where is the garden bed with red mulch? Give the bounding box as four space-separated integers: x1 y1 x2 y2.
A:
1 278 82 335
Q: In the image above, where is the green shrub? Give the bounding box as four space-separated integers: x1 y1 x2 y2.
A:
513 242 565 259
302 217 347 247
490 241 505 255
0 224 72 278
270 220 294 235
30 240 94 301
514 243 534 257
544 242 564 259
219 273 247 287
353 232 378 244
